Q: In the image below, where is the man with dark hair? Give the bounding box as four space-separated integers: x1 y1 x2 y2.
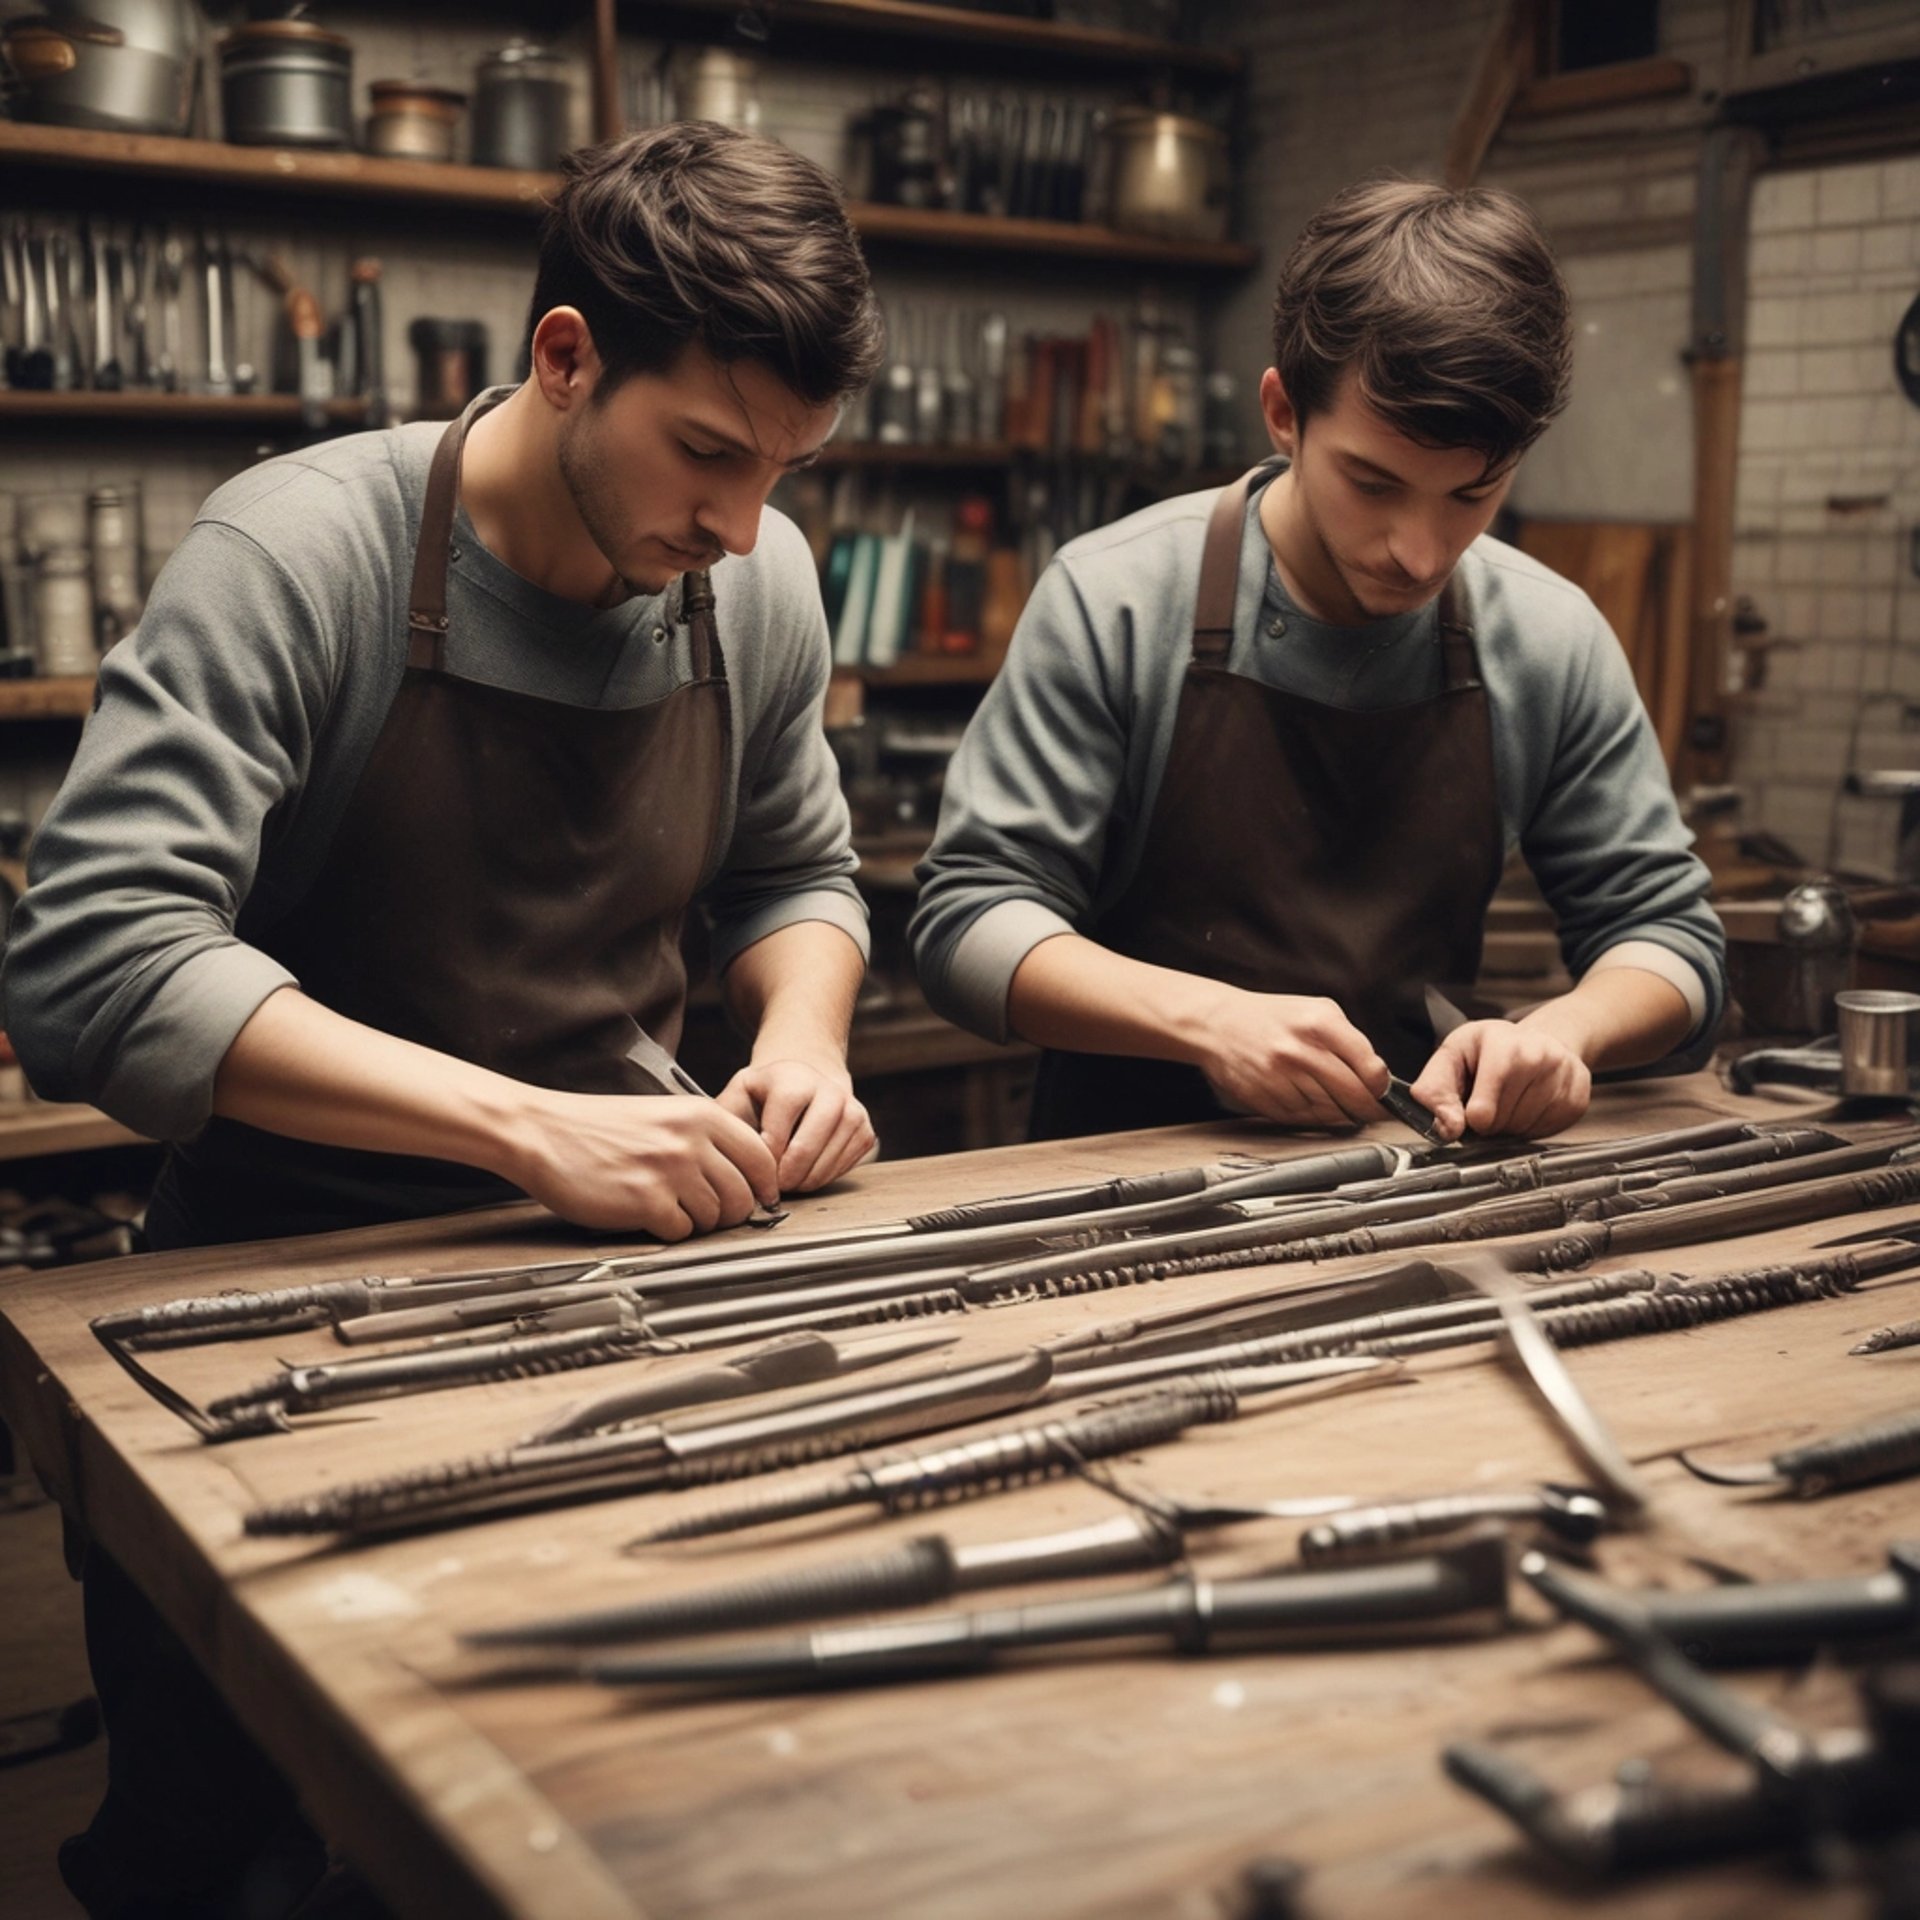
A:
4 125 883 1915
912 178 1724 1142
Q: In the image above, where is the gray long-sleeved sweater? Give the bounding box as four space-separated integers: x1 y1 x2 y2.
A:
2 410 867 1141
911 476 1724 1044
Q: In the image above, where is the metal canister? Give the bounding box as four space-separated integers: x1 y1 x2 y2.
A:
366 80 466 163
220 19 354 150
33 550 96 677
470 42 573 171
88 486 143 651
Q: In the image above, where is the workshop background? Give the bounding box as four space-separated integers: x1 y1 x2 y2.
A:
1 1 1918 1913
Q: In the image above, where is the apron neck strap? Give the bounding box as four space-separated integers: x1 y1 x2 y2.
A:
1192 464 1267 663
680 569 721 682
1435 574 1480 691
407 392 502 672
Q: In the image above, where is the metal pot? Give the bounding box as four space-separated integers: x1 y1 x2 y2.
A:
1 0 198 136
673 47 758 131
470 41 573 171
1103 107 1228 243
220 17 352 150
366 80 465 163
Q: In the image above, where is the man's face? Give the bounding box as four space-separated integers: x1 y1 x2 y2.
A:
555 340 839 598
1265 368 1516 624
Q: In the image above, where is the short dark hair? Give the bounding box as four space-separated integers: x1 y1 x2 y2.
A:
529 123 884 406
1271 178 1572 471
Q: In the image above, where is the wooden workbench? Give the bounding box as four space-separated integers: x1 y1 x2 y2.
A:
2 1073 1917 1919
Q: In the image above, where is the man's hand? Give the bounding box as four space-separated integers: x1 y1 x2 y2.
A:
719 1058 876 1193
1408 1018 1592 1141
507 1091 782 1238
1195 990 1393 1128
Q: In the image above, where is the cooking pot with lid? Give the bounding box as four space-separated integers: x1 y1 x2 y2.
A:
0 0 199 136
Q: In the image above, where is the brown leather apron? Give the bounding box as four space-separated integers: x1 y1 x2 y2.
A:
150 396 733 1245
1029 465 1504 1141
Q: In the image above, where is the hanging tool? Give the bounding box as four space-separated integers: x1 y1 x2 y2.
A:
201 229 231 396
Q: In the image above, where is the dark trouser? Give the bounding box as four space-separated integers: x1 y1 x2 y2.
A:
61 1188 394 1919
63 1544 328 1918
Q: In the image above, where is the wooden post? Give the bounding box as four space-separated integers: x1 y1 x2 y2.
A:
592 0 621 145
1681 125 1769 790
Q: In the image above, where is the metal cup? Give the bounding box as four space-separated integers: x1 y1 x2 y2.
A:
1835 989 1920 1097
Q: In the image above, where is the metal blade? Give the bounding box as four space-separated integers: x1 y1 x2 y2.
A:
1451 1250 1653 1518
1425 985 1472 1039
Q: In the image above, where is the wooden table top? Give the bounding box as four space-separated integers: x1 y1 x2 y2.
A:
3 1072 1917 1920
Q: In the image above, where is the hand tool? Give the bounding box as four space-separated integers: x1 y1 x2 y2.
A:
8 225 52 389
46 231 74 390
1444 1723 1896 1880
632 1364 1399 1547
154 231 184 392
243 1348 1056 1536
1453 1250 1651 1518
349 258 386 427
121 226 150 388
1633 1542 1920 1663
522 1326 955 1442
1380 1076 1445 1141
252 253 326 429
201 229 231 396
1523 1552 1820 1786
1297 1485 1609 1563
1854 1317 1920 1354
1679 1405 1920 1497
578 1529 1512 1690
85 219 120 391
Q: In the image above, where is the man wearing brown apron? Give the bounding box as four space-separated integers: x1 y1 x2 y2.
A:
913 180 1724 1144
5 128 883 1915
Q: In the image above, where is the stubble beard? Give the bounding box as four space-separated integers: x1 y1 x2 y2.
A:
555 405 656 599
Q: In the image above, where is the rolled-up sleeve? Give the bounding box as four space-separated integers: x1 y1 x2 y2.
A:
702 524 868 974
1 524 328 1139
1523 611 1727 1041
910 558 1131 1041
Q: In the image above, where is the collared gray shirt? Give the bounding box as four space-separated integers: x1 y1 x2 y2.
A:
910 475 1724 1045
3 406 866 1140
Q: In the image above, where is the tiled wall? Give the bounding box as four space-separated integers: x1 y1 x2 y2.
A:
1726 156 1920 875
1203 0 1920 880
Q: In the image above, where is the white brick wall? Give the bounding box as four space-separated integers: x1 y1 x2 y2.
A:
1730 154 1920 877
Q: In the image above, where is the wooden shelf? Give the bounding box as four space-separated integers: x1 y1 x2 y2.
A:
0 121 557 215
0 678 94 720
624 0 1241 79
0 1102 145 1162
0 128 1254 270
848 200 1256 270
1509 56 1693 119
0 392 372 431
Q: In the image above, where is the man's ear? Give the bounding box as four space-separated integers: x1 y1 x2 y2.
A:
529 307 601 411
1259 366 1299 458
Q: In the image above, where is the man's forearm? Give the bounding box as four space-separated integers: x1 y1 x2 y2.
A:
1006 933 1228 1065
213 985 533 1180
1517 967 1693 1073
722 921 865 1068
